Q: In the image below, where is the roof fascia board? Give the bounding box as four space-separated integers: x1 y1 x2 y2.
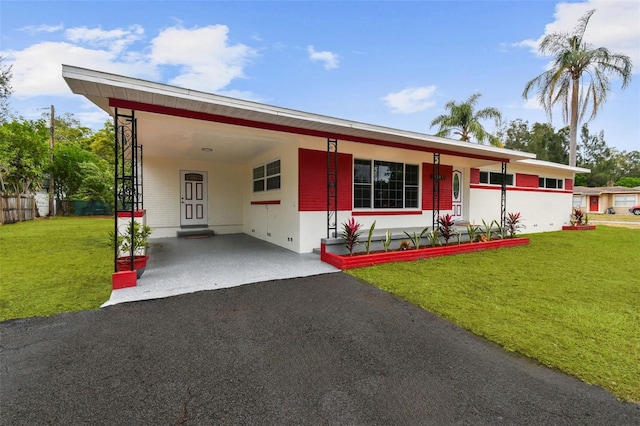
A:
516 159 590 174
110 98 516 163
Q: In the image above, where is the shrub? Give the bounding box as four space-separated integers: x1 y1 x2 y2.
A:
341 217 362 256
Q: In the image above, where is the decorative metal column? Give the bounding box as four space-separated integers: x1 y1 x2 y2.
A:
114 108 142 272
327 138 338 238
500 161 507 229
432 153 441 230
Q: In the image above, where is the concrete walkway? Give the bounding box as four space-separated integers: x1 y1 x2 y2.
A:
102 234 339 306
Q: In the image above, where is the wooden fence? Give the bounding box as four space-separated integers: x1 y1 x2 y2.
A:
1 194 37 225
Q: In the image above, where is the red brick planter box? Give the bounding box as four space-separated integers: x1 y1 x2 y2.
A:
562 225 596 231
321 238 530 270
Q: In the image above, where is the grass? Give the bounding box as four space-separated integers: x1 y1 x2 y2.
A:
0 217 113 322
588 213 640 223
349 226 640 402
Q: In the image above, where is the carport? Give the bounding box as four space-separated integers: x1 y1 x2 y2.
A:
102 234 339 306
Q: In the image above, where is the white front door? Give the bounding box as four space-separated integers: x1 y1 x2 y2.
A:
452 170 463 219
180 170 208 227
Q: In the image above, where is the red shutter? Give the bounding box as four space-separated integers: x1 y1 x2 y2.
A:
516 173 539 188
298 148 352 211
565 179 574 191
470 168 480 184
422 163 453 210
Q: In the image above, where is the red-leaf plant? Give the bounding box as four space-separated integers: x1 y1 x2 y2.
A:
506 212 525 238
341 217 362 256
438 213 456 244
571 208 585 226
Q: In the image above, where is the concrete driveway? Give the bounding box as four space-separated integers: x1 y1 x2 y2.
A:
103 234 339 306
1 274 638 425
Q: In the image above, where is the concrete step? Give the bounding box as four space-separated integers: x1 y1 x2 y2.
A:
176 229 215 238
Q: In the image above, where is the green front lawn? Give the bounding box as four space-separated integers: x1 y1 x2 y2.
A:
0 217 113 322
349 226 640 402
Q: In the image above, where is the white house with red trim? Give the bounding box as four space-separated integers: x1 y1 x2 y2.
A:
63 65 588 256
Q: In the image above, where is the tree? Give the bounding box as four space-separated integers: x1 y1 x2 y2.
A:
614 176 640 188
429 93 503 146
52 142 100 202
576 124 617 187
523 9 633 168
498 119 568 164
0 119 49 193
88 121 115 163
0 56 13 123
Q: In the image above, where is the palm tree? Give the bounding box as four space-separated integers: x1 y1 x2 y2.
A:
430 93 503 146
522 9 632 167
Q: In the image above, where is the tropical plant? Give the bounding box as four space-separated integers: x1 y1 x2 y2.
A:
466 223 481 243
429 92 503 146
381 229 392 252
437 213 456 244
506 212 526 238
522 9 633 167
570 208 585 226
109 221 152 257
426 228 441 247
480 219 498 242
404 227 429 250
365 220 376 254
341 217 362 256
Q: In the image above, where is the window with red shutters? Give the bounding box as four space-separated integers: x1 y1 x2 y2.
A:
298 148 352 211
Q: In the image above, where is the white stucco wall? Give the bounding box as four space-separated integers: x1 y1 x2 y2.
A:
242 135 301 252
144 157 244 238
143 134 576 253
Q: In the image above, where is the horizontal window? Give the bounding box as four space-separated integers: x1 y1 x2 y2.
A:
539 177 563 189
572 195 583 208
479 171 513 186
354 159 419 209
253 159 281 192
614 195 636 207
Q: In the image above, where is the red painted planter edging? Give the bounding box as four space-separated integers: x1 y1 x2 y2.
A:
116 255 149 279
562 225 596 231
112 270 137 289
321 238 530 270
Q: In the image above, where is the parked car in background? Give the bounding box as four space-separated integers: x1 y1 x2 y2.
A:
629 205 640 215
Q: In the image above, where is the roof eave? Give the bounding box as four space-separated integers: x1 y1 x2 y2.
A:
62 64 537 163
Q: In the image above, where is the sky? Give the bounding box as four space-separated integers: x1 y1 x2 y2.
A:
1 0 639 154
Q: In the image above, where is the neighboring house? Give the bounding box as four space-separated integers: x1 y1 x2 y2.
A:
573 186 640 215
62 65 589 255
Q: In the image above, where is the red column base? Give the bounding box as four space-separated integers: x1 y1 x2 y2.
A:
112 271 137 289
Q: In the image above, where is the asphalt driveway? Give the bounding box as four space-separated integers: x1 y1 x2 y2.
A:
1 273 638 425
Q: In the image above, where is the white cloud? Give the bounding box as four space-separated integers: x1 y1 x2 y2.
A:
307 45 339 69
522 98 544 111
4 40 156 98
2 23 257 99
65 25 144 54
19 24 64 35
149 25 257 91
518 0 640 68
215 89 265 103
382 86 437 114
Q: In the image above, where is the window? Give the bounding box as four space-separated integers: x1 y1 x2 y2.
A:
479 171 513 186
539 177 563 189
253 159 281 192
614 194 636 207
572 195 583 208
354 160 419 209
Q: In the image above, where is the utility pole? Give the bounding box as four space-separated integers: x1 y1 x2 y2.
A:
49 105 55 216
